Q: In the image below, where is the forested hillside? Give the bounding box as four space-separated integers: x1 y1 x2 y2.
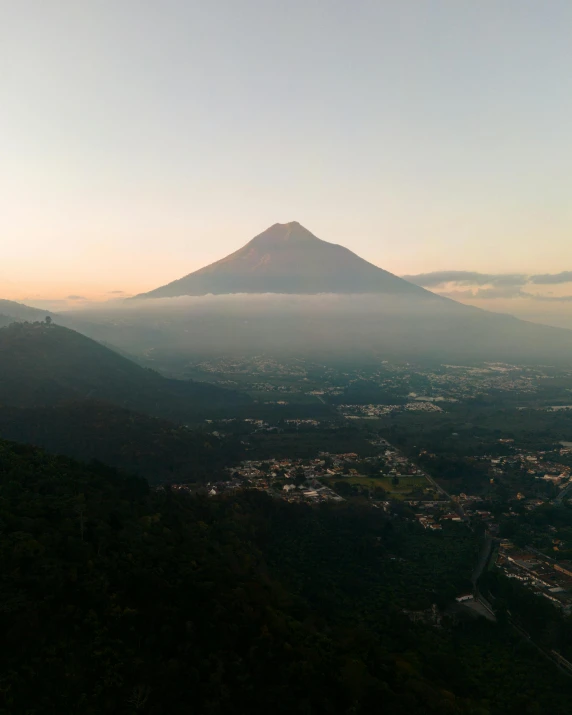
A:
0 322 249 421
0 402 242 484
1 439 572 714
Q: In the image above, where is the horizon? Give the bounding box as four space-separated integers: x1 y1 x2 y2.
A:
5 216 571 302
3 218 572 330
2 1 572 313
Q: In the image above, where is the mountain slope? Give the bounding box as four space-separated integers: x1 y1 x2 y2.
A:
124 221 572 365
135 221 438 299
0 298 55 322
0 401 242 484
85 290 572 366
0 322 249 420
2 438 572 713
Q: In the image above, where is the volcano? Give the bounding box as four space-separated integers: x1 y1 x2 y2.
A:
120 222 572 365
134 222 437 299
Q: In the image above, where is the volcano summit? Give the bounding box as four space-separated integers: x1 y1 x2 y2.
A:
135 222 434 299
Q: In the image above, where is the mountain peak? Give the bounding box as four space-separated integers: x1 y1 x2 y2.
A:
274 221 301 228
248 221 320 247
133 222 431 299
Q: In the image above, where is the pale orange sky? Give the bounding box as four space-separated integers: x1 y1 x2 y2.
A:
2 1 572 308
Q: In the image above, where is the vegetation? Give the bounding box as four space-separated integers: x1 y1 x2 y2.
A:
0 402 243 485
378 404 572 457
480 569 572 662
2 439 572 713
0 322 249 422
243 423 378 460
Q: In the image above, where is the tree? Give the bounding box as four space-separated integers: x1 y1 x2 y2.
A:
45 316 52 325
294 467 306 486
127 684 151 710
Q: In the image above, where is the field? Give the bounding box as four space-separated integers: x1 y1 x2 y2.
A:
322 474 432 498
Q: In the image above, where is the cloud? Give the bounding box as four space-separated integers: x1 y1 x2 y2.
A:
440 286 526 300
108 290 126 294
403 271 487 287
525 293 572 302
403 271 527 288
403 270 572 303
529 271 572 285
67 295 87 300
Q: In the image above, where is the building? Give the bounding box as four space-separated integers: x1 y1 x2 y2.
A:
456 594 474 603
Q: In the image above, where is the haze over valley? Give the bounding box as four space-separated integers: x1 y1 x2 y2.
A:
8 221 568 369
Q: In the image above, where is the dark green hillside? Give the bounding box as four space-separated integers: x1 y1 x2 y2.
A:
0 322 249 420
0 402 243 484
2 439 572 714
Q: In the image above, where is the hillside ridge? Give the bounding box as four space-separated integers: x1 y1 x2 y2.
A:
0 321 248 419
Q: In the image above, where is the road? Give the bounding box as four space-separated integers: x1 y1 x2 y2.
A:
553 481 572 505
409 457 468 521
372 433 572 677
382 439 469 521
472 532 494 585
509 619 572 677
465 598 496 621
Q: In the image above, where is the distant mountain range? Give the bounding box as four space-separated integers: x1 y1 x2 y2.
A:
134 221 437 299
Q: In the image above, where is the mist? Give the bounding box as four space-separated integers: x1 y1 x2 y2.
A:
59 292 572 369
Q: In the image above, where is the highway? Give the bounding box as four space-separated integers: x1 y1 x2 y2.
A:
553 480 572 505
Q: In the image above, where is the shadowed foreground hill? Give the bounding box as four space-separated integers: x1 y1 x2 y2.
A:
0 322 249 421
2 439 572 714
0 401 243 484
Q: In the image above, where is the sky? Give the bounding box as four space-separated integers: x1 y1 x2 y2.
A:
1 0 571 308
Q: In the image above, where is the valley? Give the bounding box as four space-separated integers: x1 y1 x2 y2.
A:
2 309 572 713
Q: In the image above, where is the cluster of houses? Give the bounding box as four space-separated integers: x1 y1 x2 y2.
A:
406 500 463 530
250 382 295 392
454 442 572 501
491 450 571 485
211 437 440 505
192 355 308 377
223 456 347 504
339 402 443 419
497 543 572 613
423 363 539 399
